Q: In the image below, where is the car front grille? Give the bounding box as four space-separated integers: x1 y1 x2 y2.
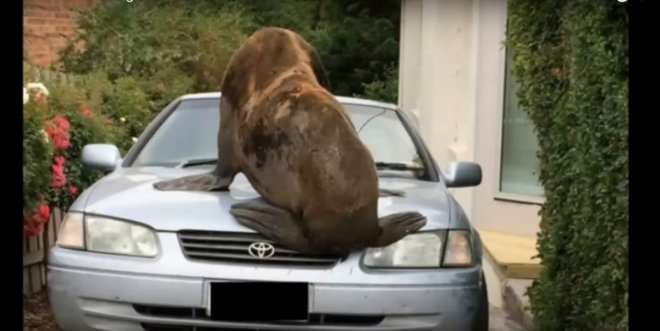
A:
177 230 344 267
134 304 385 331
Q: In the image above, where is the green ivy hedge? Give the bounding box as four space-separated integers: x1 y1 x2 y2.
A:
506 1 628 330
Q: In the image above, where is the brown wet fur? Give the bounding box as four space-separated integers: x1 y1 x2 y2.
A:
153 27 426 255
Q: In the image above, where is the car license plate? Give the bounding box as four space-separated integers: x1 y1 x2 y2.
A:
207 281 309 321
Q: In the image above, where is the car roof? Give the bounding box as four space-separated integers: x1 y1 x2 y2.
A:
179 92 399 110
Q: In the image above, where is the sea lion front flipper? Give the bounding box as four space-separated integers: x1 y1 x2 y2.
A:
373 212 427 247
229 199 314 254
378 188 405 197
153 170 234 191
154 95 240 192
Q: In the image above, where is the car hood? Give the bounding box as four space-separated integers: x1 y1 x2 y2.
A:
77 167 452 232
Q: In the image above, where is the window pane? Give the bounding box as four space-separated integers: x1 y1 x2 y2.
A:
499 48 544 197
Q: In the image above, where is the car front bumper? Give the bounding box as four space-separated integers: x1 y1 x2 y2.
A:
48 234 484 331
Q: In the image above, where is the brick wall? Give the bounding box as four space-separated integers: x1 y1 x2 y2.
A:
23 0 99 67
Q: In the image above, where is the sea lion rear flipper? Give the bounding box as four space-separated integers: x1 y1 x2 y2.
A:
230 199 315 254
373 212 427 247
153 171 233 191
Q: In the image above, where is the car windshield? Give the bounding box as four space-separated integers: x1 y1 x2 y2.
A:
130 98 427 176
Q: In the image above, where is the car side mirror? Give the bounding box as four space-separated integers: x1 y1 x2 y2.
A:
443 161 482 188
82 144 122 172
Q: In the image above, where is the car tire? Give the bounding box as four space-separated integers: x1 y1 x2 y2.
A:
471 272 489 331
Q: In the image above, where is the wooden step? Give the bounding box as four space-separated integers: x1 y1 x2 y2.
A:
478 230 542 279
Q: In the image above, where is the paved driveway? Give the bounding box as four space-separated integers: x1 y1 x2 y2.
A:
490 305 524 331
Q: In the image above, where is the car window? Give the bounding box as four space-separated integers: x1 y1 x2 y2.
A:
131 99 425 171
132 99 220 167
347 104 423 167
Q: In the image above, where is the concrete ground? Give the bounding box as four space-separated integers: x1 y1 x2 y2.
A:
484 252 526 331
489 305 524 331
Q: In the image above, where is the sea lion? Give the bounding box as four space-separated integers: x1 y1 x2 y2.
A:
153 27 426 255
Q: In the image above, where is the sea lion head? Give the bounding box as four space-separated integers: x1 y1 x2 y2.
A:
220 27 331 110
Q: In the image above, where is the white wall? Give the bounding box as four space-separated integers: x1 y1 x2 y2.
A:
398 0 540 237
470 0 540 237
399 0 477 220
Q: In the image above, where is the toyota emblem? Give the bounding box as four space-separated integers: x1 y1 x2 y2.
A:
248 242 276 259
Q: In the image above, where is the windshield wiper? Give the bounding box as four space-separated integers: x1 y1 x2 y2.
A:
178 158 218 168
375 162 424 172
179 159 422 171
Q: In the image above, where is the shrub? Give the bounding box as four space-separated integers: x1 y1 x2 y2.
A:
100 76 151 142
59 0 402 101
361 62 398 103
23 89 54 235
45 83 129 210
59 0 251 115
61 71 150 152
506 1 628 330
239 0 402 96
23 68 130 236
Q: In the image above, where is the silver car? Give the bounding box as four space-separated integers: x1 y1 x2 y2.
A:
48 93 488 331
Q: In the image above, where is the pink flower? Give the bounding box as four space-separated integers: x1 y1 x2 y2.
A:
24 224 38 236
80 103 93 118
52 116 70 131
53 136 71 150
45 116 71 151
68 185 78 196
51 163 67 189
54 155 65 166
38 204 50 221
24 209 47 236
24 222 44 236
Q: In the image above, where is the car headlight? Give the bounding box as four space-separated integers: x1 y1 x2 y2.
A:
362 230 473 268
56 212 160 258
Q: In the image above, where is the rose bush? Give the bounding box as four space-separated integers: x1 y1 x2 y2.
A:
23 78 130 237
23 86 54 236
